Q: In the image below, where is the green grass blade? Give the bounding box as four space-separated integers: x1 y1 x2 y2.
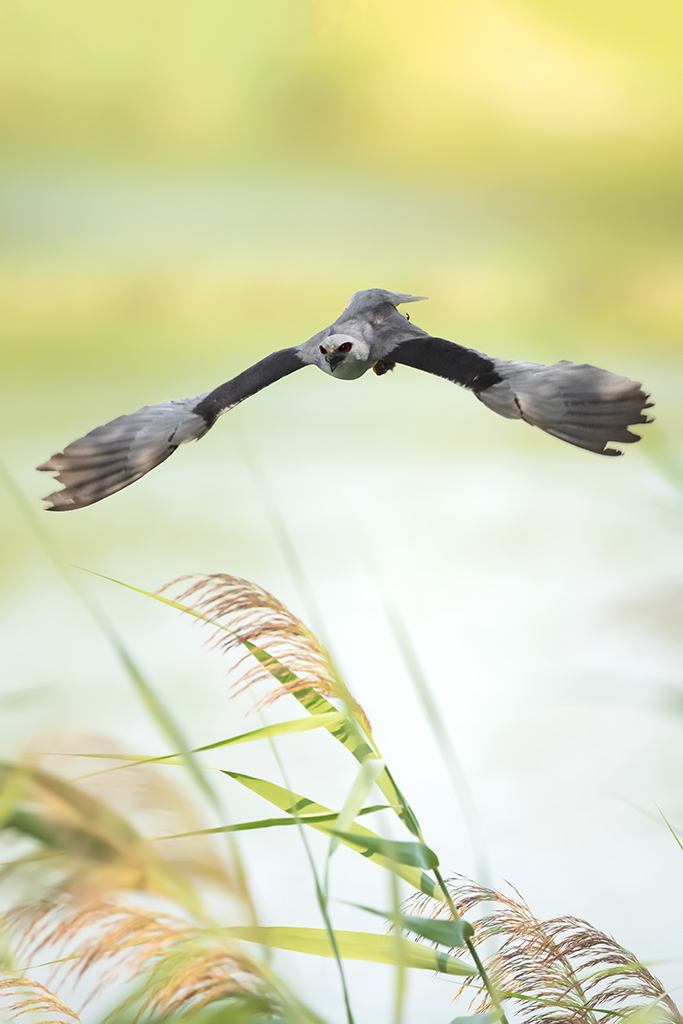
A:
151 805 390 840
396 913 473 947
327 758 385 861
656 805 683 854
218 925 474 975
68 711 349 779
331 831 439 870
354 904 474 947
242 660 422 839
92 575 424 841
194 712 348 749
222 770 439 899
388 869 406 1024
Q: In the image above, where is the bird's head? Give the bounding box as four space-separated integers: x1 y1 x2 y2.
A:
315 332 371 379
303 288 427 379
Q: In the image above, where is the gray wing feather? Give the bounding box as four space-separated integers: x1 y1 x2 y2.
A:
478 359 653 455
38 347 306 511
388 334 652 455
38 397 210 510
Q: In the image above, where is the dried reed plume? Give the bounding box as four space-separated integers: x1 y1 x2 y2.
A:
9 897 275 1022
0 974 82 1023
38 743 239 900
165 574 370 728
409 876 682 1023
0 760 200 914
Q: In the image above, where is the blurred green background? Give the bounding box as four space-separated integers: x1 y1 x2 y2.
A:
3 0 683 369
2 1 683 1022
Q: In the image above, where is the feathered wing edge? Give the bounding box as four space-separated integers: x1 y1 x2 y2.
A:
37 397 211 511
479 357 654 456
37 347 306 511
390 337 653 455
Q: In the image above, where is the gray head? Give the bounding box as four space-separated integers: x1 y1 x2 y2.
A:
304 288 428 379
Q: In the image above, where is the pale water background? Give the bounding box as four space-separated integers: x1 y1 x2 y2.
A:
2 172 683 1022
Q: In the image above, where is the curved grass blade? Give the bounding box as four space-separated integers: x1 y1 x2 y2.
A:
242 648 422 839
92 575 424 840
69 711 349 779
327 758 385 862
219 925 474 976
354 904 474 948
657 806 683 854
388 869 406 1024
331 831 439 871
397 913 473 947
152 805 390 840
222 770 439 899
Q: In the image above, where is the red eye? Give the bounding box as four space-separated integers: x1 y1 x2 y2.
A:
339 342 352 353
319 345 327 354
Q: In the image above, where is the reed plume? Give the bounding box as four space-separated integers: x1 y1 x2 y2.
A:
409 876 682 1023
0 974 82 1023
0 760 201 915
9 896 276 1022
165 574 370 729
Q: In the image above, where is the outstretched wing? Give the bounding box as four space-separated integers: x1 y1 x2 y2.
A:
389 336 653 456
38 348 305 510
37 397 211 511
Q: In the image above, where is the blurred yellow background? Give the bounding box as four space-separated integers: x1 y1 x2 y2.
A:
2 0 683 362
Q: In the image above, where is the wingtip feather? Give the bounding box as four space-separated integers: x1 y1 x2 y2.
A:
36 398 209 510
481 359 654 455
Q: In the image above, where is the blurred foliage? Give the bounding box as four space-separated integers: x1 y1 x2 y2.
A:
1 0 683 181
1 575 679 1024
1 0 683 374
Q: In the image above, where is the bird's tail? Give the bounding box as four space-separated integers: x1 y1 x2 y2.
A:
477 359 653 455
37 396 210 510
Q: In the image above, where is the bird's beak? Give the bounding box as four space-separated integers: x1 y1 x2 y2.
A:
327 353 345 373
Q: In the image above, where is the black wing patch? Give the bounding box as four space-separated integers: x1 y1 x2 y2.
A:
390 337 503 392
193 347 305 426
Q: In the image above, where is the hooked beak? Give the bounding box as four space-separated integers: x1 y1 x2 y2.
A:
327 353 346 373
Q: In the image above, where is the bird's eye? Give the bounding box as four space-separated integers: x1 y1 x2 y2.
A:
339 342 352 353
320 345 327 354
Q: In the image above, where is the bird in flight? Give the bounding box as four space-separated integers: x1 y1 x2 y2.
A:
38 288 653 511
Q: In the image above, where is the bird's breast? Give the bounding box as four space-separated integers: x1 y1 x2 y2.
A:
330 358 370 380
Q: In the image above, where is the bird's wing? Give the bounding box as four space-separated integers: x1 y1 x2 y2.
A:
384 335 503 390
38 347 306 510
389 336 653 456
